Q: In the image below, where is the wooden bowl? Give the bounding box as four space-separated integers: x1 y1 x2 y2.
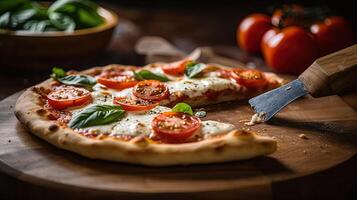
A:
0 7 118 70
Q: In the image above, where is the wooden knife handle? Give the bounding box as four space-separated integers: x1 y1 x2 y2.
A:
298 44 357 98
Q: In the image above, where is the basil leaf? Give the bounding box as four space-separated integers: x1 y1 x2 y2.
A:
51 67 66 79
49 12 75 31
134 70 170 82
58 74 96 88
10 8 36 28
22 19 50 32
0 12 10 28
49 0 103 29
172 102 193 115
69 104 125 129
185 63 206 78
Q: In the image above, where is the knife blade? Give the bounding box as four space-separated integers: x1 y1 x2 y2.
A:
248 44 357 122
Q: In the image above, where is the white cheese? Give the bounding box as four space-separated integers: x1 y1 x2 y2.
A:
167 77 239 98
201 120 235 137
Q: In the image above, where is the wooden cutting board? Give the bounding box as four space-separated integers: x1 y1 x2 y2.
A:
0 91 357 200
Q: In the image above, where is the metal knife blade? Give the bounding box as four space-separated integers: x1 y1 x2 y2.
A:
248 79 308 122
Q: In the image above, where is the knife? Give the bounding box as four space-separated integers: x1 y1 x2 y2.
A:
249 44 357 122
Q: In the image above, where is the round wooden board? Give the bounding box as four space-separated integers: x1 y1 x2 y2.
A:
1 91 357 200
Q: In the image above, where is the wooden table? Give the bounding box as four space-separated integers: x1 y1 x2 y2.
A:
0 2 356 200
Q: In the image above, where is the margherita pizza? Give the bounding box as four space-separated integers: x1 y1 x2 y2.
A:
15 60 283 166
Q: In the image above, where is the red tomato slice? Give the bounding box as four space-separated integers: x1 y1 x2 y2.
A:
152 112 201 143
97 71 138 90
47 86 92 110
231 69 267 90
162 59 190 75
133 80 169 101
113 97 158 111
216 69 233 79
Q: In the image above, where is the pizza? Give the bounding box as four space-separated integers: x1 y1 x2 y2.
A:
15 59 283 166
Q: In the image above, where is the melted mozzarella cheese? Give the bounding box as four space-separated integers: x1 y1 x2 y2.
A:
201 120 235 137
167 77 239 98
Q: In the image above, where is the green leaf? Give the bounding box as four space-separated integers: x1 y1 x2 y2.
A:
49 12 75 31
134 70 170 82
51 67 66 79
22 19 50 32
49 0 98 12
69 104 125 129
185 63 206 78
0 12 11 28
76 7 103 28
10 8 36 28
58 74 96 88
49 0 103 29
172 102 193 115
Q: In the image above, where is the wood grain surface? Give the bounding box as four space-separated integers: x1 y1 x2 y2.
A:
0 91 356 200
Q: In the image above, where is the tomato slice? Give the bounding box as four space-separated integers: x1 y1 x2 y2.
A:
216 69 233 79
231 69 267 90
113 97 158 111
152 112 201 143
133 80 169 101
161 59 190 75
47 86 92 110
97 71 138 90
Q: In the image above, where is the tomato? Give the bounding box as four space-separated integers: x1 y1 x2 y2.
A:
47 86 92 110
261 26 318 75
237 14 271 53
216 69 232 79
97 71 138 90
271 5 304 28
162 59 190 75
152 112 201 143
231 69 267 90
133 80 169 101
310 16 354 56
113 97 158 111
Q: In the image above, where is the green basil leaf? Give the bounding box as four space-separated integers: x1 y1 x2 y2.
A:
49 0 103 29
134 70 170 82
0 12 11 28
185 63 206 78
10 8 36 28
49 0 98 12
76 7 103 28
69 104 125 129
22 19 50 32
51 67 66 79
58 74 96 88
171 102 193 115
49 12 75 31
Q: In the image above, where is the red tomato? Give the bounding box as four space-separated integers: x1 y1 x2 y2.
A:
152 112 201 143
261 26 319 75
310 16 354 56
113 97 158 111
231 69 267 90
216 69 233 79
237 14 272 53
47 86 92 110
162 59 191 75
97 71 138 90
133 80 169 101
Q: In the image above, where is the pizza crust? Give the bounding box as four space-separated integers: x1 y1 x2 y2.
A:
15 64 278 166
